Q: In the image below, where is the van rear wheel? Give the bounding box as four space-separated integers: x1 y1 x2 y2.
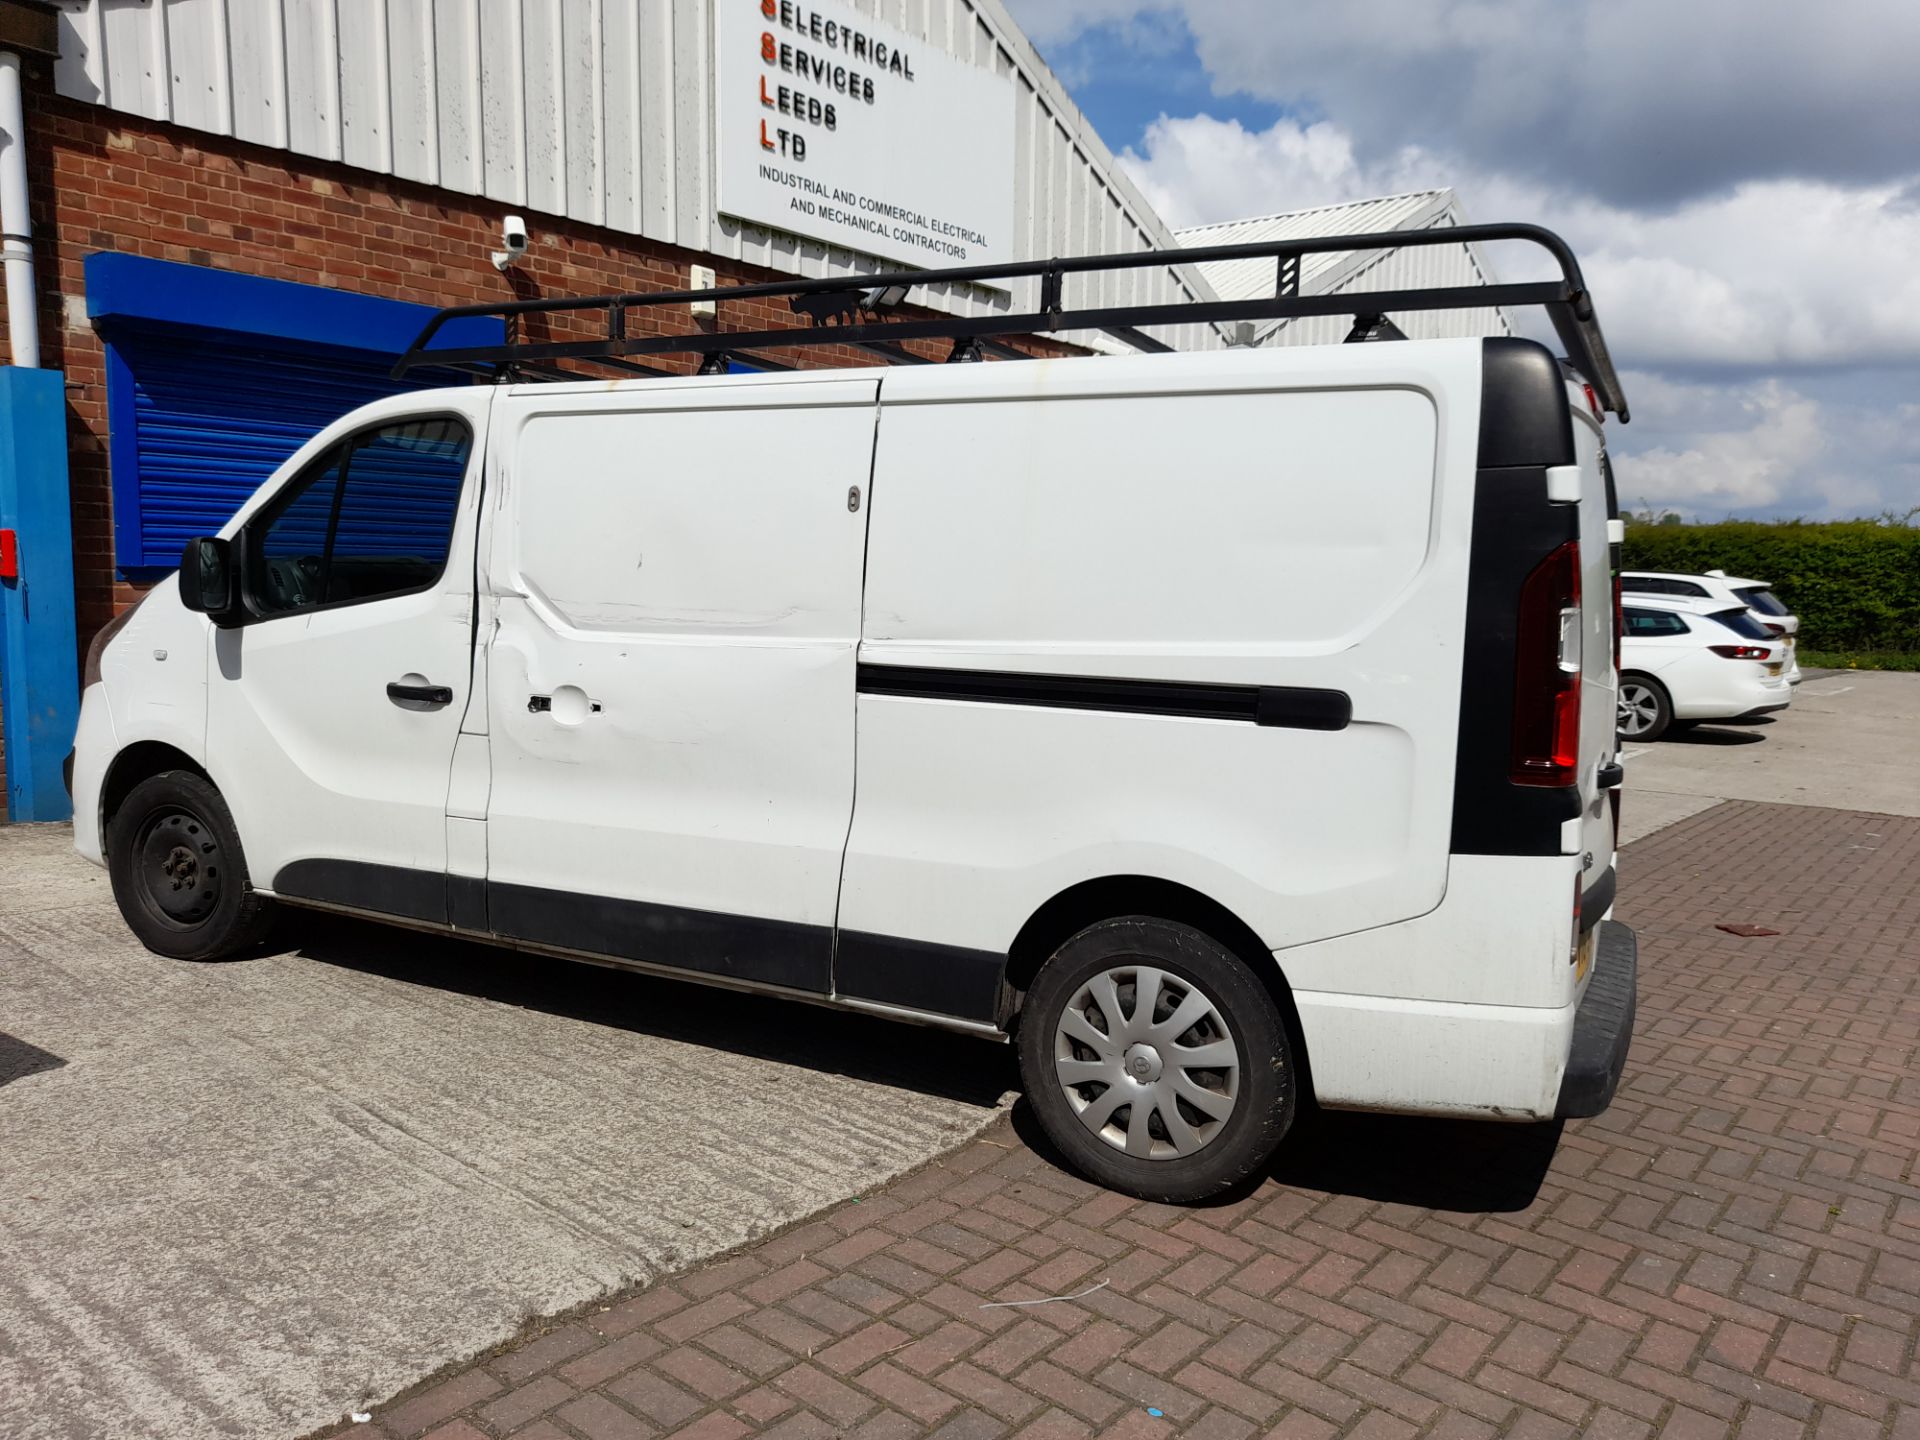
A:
1017 917 1295 1202
107 771 273 961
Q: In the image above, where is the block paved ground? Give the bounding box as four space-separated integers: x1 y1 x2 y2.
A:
317 799 1920 1440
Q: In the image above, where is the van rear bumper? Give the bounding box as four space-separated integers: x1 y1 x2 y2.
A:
1289 915 1639 1123
1555 920 1637 1118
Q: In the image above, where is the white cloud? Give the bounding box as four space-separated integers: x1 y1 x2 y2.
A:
1115 116 1381 229
1119 114 1920 373
1611 378 1824 514
1011 0 1920 206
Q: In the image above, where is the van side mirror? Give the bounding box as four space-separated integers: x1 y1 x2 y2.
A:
179 537 241 625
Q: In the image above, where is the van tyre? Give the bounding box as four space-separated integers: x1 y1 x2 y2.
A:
1617 674 1672 742
1017 917 1296 1202
108 771 273 961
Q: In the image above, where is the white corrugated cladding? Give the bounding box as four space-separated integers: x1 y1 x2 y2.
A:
1177 190 1511 348
51 0 1221 350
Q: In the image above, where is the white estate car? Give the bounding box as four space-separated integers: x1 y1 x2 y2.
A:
1622 570 1802 684
70 256 1640 1202
1619 595 1793 741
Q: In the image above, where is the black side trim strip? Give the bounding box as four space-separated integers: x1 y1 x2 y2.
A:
274 859 449 926
487 881 832 994
1580 865 1616 935
834 931 1007 1025
857 664 1351 732
448 874 487 932
274 864 1013 1028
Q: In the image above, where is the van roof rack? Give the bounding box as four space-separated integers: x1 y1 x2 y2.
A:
393 222 1629 421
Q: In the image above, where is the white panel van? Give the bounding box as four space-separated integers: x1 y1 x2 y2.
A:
71 253 1638 1201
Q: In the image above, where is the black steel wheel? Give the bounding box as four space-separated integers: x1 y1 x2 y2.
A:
107 770 273 960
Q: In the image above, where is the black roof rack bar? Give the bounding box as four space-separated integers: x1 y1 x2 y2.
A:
855 340 933 365
409 280 1563 366
395 223 1627 419
512 359 596 384
694 349 800 374
739 350 799 372
593 355 677 378
977 337 1037 362
1103 326 1175 354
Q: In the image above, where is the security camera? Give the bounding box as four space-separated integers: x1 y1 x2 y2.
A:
492 215 529 271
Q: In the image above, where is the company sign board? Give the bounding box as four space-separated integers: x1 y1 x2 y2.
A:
715 0 1017 270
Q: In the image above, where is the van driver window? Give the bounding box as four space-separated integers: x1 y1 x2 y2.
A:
246 417 471 617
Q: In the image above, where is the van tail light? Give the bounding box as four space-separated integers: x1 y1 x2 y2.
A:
1613 574 1623 665
1709 644 1770 660
1511 540 1582 787
1762 622 1786 636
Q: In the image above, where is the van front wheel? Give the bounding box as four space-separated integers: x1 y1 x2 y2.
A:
1017 917 1295 1202
107 771 273 961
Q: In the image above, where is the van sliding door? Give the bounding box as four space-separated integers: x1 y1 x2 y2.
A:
476 379 880 990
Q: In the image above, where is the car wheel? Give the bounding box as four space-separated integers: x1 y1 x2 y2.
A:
1017 917 1296 1202
1617 675 1672 742
107 770 274 961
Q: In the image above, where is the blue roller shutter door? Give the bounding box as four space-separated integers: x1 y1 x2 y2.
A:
110 327 465 570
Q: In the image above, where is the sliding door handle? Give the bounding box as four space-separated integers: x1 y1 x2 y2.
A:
387 681 453 706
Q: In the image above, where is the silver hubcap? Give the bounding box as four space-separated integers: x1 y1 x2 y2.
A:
1618 683 1659 736
1053 966 1239 1160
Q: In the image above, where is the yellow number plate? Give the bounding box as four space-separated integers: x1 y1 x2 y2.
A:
1575 927 1596 982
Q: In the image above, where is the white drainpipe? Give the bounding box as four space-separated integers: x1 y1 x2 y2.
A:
0 48 39 369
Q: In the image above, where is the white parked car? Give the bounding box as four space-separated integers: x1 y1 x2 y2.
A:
69 243 1639 1202
1622 570 1801 684
1618 595 1793 741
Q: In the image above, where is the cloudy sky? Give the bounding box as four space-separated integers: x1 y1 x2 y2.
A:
1001 0 1920 520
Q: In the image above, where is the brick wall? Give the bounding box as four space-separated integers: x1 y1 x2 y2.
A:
0 62 1071 683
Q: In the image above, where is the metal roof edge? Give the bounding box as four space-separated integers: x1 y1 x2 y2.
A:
1174 189 1456 241
1241 191 1513 344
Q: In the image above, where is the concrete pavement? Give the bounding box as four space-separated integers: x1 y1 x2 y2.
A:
1617 669 1920 844
0 827 1012 1440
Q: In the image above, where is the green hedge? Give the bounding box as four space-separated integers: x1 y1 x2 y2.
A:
1619 521 1920 653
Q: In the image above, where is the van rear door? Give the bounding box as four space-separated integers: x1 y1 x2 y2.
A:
1572 404 1620 894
